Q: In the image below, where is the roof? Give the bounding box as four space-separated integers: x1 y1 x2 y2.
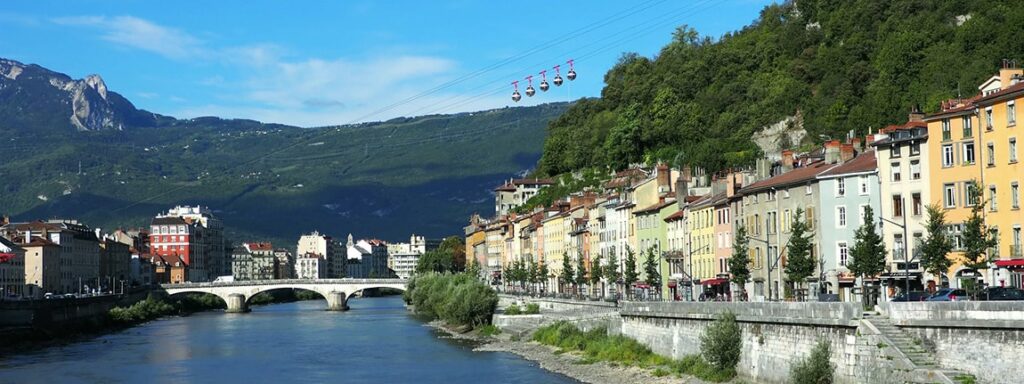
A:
739 161 832 195
817 150 877 178
664 209 686 222
924 95 982 121
976 81 1024 105
246 242 274 251
634 199 677 215
691 192 726 210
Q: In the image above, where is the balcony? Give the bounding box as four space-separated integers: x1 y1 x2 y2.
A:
1011 245 1023 259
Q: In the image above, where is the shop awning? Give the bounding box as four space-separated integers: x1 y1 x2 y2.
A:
667 281 678 288
701 278 729 286
994 259 1024 270
0 253 15 263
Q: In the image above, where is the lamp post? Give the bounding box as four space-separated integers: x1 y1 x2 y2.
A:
879 196 911 300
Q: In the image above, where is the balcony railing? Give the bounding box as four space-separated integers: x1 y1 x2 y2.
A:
1011 245 1023 258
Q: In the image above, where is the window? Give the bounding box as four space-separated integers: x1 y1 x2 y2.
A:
1014 227 1022 257
1010 101 1017 126
891 162 902 182
985 107 994 130
942 145 954 167
837 178 846 196
891 145 901 158
963 142 975 165
837 206 847 228
963 116 973 138
783 190 790 199
768 190 777 201
1013 182 1020 209
805 206 815 230
783 210 792 232
987 142 996 166
966 182 979 206
910 142 921 156
941 119 951 141
947 224 965 250
838 242 849 266
806 184 813 195
944 183 957 208
990 185 998 212
859 175 869 195
892 195 904 218
894 234 905 261
1011 138 1018 163
910 160 921 180
912 193 923 216
858 204 867 225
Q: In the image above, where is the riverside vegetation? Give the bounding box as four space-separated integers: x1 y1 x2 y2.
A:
403 272 498 330
108 289 326 325
531 312 743 382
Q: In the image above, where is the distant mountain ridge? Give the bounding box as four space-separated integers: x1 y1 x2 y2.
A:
0 57 568 245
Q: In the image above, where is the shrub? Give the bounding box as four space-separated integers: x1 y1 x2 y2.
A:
109 295 177 324
525 303 540 314
405 272 497 329
478 324 501 336
790 339 834 384
505 304 522 315
700 311 741 374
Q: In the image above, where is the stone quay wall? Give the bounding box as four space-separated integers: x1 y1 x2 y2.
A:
882 302 1024 384
619 302 910 384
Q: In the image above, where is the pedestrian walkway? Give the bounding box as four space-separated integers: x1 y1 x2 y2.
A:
862 312 976 384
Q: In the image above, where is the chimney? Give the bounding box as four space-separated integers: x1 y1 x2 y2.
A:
1 215 8 226
656 163 670 193
1000 59 1024 90
781 150 795 171
675 177 689 204
908 105 925 122
824 140 841 164
23 231 30 244
851 137 863 151
726 172 741 198
840 144 855 163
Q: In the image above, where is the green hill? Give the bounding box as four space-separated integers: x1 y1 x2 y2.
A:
538 0 1024 175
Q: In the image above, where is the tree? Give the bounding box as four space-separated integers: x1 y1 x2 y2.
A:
589 254 603 297
960 185 998 295
575 252 587 297
560 253 575 295
623 247 639 298
785 207 815 300
438 236 467 272
538 261 550 294
527 260 539 294
415 250 455 274
642 246 661 291
728 226 751 301
466 257 482 281
604 252 621 296
848 205 886 307
919 204 952 292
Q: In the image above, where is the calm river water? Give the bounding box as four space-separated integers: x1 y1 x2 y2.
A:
0 296 577 384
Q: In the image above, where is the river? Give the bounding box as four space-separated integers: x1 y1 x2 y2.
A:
0 296 577 384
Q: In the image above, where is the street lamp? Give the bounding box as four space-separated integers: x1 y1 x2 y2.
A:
879 196 912 300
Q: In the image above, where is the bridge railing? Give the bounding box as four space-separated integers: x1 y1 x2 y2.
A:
160 278 408 289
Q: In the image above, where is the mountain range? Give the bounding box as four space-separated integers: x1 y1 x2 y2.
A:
0 57 568 245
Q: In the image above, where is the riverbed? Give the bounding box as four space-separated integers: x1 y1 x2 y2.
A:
0 296 578 384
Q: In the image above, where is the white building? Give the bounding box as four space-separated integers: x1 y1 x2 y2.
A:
0 236 26 298
297 231 344 278
295 253 327 279
389 252 420 279
346 235 391 278
493 178 555 216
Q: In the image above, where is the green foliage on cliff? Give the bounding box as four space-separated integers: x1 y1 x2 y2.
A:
538 0 1024 175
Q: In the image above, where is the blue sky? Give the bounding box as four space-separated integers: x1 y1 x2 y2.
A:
1 0 774 127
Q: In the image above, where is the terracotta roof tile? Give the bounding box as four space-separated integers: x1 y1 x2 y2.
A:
818 151 877 178
740 161 834 194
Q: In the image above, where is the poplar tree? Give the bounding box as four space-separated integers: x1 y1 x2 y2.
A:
785 207 815 299
960 184 998 295
575 252 587 297
919 205 953 291
589 254 603 297
560 253 575 295
848 205 886 307
624 247 639 298
728 226 751 301
643 246 661 288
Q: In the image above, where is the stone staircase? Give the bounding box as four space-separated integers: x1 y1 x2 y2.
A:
863 313 976 384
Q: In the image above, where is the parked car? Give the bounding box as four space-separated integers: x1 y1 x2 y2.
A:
63 293 76 299
891 291 929 302
926 288 968 301
975 287 1024 301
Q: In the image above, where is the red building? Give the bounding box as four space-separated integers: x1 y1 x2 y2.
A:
149 216 204 282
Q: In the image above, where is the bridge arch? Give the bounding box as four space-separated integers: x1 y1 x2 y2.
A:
165 290 232 308
344 284 408 301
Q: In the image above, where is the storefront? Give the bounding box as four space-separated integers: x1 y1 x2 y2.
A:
993 259 1024 288
879 271 924 299
699 276 730 301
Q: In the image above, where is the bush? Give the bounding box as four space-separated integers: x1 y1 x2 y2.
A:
790 339 834 384
109 294 177 324
672 355 735 382
405 272 497 329
700 311 741 374
478 324 501 336
524 303 540 314
505 304 522 315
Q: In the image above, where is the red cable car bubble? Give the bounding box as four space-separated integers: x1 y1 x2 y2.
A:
524 75 536 97
566 59 577 81
552 65 564 86
539 70 550 92
511 80 522 102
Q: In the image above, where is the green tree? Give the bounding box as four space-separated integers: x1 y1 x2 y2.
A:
538 261 550 294
415 250 455 274
919 204 952 292
589 254 603 297
785 207 815 300
605 252 621 297
700 311 742 375
623 247 639 298
467 257 482 281
847 205 886 307
727 226 751 301
438 236 467 272
527 260 539 294
960 185 998 295
642 246 661 291
575 252 588 297
560 253 575 295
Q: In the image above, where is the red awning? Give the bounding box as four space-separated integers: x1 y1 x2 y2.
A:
667 281 678 288
0 253 15 263
994 259 1024 269
701 278 729 286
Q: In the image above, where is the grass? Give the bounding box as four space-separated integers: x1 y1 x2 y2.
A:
877 342 887 349
478 324 501 337
532 321 734 382
954 374 977 384
504 304 522 315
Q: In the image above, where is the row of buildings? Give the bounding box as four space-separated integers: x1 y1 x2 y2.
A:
466 63 1024 302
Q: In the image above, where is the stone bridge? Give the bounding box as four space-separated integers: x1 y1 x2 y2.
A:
160 278 407 313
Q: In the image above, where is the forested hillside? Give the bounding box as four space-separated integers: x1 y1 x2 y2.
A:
538 0 1024 175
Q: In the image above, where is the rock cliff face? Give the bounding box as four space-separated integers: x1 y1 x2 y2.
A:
0 58 157 132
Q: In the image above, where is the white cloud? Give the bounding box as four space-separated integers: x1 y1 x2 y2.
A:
52 15 203 59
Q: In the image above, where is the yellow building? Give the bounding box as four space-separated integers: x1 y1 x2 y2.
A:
925 63 1024 289
541 211 566 291
689 194 717 291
